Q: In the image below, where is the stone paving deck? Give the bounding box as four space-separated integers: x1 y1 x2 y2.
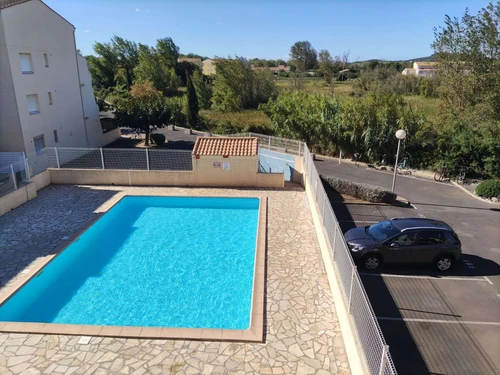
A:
0 185 351 375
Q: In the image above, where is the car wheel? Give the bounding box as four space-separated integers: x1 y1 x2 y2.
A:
435 255 454 271
363 254 382 270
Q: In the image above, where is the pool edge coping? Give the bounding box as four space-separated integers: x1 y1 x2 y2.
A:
0 194 267 343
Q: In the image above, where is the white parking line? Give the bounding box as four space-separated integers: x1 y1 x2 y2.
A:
359 273 488 282
377 317 500 326
484 276 494 285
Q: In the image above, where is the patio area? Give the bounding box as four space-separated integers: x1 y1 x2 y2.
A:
0 184 351 375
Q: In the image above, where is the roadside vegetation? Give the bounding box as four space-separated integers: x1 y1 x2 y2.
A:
475 179 500 199
87 1 499 178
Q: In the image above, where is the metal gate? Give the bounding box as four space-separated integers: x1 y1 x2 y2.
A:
258 149 294 181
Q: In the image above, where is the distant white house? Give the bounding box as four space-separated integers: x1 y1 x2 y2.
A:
402 61 437 77
0 0 111 156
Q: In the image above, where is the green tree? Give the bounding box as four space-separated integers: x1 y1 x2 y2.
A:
289 41 318 71
134 43 180 95
87 36 139 92
191 70 212 109
318 49 336 83
113 82 170 146
212 59 276 111
432 1 500 116
156 37 180 68
185 72 199 129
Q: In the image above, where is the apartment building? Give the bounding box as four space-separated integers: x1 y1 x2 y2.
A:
0 0 107 156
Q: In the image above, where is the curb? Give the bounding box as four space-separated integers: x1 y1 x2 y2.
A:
451 181 500 205
315 155 436 181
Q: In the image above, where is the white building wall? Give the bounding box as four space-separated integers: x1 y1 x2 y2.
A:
0 14 24 152
77 54 106 147
1 0 89 155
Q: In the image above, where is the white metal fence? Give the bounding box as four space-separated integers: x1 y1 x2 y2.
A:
37 147 193 171
302 144 397 375
0 159 30 198
227 132 303 156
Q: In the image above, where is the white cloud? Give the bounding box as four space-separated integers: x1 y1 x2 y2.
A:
136 8 150 13
135 7 141 12
84 29 91 33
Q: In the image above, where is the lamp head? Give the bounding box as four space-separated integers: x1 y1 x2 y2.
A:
395 129 407 140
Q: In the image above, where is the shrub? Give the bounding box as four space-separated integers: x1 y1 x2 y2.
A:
150 133 166 146
475 179 500 199
322 176 397 203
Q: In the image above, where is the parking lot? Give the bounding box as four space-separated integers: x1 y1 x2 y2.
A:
316 158 500 375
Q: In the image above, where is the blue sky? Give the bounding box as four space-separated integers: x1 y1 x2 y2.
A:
45 0 489 61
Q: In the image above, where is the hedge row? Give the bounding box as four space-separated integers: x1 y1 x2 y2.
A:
476 179 500 199
322 176 397 203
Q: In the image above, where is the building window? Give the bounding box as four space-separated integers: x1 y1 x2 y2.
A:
43 53 49 67
26 94 40 115
19 53 33 74
48 92 53 105
53 130 59 143
33 135 45 154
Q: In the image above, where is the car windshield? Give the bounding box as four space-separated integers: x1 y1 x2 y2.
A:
366 221 401 242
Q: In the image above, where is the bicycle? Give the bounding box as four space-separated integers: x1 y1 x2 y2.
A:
434 165 450 182
456 166 466 184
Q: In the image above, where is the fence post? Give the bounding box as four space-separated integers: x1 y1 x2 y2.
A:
100 148 105 169
146 148 150 170
55 147 60 169
24 157 31 182
10 164 17 190
378 345 389 375
348 266 357 314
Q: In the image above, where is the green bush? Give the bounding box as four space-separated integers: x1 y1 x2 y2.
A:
322 176 397 203
475 179 500 199
150 133 166 146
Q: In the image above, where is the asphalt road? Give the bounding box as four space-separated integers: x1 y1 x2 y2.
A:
315 157 500 375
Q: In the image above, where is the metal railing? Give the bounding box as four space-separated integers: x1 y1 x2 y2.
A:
0 159 30 198
226 132 303 156
37 147 193 171
302 144 397 375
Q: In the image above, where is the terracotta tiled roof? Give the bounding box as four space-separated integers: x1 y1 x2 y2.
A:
192 137 258 157
0 0 30 9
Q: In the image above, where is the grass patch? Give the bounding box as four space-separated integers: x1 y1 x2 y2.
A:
403 96 442 123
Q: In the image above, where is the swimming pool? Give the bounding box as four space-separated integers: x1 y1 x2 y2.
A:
0 196 261 332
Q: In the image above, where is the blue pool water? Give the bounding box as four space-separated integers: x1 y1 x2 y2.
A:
0 196 259 329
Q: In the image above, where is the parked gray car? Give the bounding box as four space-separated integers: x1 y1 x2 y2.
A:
344 217 462 271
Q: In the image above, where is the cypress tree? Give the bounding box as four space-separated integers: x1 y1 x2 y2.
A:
185 71 199 129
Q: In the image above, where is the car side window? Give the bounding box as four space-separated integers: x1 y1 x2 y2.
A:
391 232 417 247
417 230 444 245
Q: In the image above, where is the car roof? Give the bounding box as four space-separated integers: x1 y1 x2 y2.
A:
390 217 453 232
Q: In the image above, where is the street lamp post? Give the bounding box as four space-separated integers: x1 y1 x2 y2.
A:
391 129 407 193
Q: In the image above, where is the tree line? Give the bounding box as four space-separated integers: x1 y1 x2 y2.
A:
261 2 500 178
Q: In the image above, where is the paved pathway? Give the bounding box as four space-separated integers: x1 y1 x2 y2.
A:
0 185 350 375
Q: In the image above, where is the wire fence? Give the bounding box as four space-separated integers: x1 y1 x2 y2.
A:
0 159 30 198
303 144 397 375
39 147 193 171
